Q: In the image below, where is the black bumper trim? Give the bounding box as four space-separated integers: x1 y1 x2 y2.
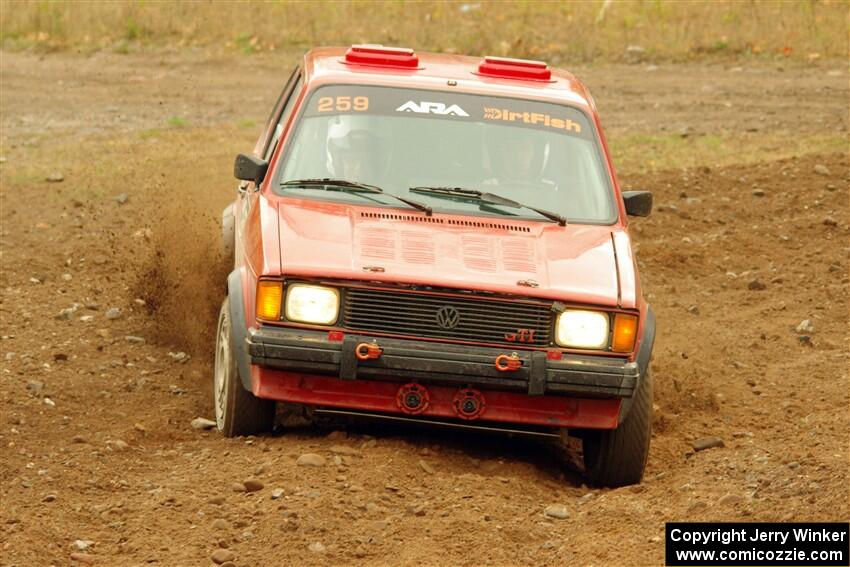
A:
247 326 639 399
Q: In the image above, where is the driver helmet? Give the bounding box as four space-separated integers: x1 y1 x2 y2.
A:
326 115 387 180
485 127 550 182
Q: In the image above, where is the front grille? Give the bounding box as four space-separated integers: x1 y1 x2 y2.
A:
342 287 553 347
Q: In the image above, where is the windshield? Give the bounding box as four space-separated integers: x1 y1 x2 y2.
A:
274 85 616 224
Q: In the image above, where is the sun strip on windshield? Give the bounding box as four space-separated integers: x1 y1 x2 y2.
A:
301 85 593 140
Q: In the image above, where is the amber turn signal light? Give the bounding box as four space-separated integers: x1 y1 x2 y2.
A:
256 280 283 320
611 314 638 353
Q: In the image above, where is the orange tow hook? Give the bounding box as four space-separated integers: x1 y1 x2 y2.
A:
494 353 522 372
355 342 383 361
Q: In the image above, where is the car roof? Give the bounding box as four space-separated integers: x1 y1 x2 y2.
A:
302 47 596 112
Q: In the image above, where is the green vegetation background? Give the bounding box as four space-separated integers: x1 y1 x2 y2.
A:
2 0 847 62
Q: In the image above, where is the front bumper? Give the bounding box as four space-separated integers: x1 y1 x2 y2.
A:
248 326 639 398
245 326 642 429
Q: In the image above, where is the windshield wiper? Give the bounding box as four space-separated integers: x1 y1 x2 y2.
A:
410 186 566 226
281 178 384 193
391 195 433 216
282 179 433 216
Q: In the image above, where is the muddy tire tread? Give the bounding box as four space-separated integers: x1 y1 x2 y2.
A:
582 369 652 487
218 300 275 437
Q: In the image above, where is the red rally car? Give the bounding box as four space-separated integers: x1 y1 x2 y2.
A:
216 45 656 486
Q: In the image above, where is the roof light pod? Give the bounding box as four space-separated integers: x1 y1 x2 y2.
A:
344 44 421 69
476 56 553 82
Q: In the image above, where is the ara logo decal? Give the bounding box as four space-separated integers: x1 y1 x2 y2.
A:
395 101 469 117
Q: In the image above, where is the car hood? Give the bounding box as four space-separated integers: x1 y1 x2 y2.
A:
277 199 621 306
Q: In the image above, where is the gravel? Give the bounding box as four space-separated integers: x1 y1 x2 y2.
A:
168 351 189 363
107 439 129 451
718 493 743 506
687 501 708 513
544 505 570 519
190 417 216 430
308 542 327 553
211 549 236 564
692 436 725 451
242 478 264 493
329 445 360 456
56 306 78 320
296 453 326 467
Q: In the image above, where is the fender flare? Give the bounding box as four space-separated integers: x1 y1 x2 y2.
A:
227 268 253 392
618 305 656 422
221 204 235 262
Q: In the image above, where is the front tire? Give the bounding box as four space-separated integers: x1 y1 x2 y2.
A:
214 299 275 437
580 369 653 487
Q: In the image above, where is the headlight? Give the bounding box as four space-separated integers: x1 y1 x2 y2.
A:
284 284 340 325
555 310 609 349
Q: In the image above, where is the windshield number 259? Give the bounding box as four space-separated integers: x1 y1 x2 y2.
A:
317 96 369 113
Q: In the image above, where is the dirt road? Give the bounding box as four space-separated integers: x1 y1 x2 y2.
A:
1 51 848 566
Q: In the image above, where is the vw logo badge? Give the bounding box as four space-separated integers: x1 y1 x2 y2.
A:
435 306 461 329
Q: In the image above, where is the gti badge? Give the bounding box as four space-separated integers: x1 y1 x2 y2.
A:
505 329 536 343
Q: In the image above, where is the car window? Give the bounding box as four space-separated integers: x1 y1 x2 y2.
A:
258 69 301 158
264 75 303 162
274 85 616 224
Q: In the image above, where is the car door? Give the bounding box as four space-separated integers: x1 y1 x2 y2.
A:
235 68 303 269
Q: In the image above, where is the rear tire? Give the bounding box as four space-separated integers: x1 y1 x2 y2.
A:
214 299 275 437
580 369 653 487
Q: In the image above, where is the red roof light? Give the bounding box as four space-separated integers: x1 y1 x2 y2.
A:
344 45 420 69
476 56 553 82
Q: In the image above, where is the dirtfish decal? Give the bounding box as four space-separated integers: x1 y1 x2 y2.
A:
484 107 582 134
396 101 470 117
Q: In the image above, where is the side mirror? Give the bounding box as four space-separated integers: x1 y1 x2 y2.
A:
622 191 653 217
234 153 268 186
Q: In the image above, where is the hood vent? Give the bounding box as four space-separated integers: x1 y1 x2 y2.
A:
360 212 443 224
462 235 498 272
359 212 530 232
359 227 397 260
446 218 530 233
502 238 538 273
400 230 436 264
